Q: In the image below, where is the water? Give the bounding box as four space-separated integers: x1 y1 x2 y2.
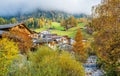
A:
84 55 104 76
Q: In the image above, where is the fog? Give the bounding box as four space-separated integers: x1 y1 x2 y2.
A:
0 0 101 16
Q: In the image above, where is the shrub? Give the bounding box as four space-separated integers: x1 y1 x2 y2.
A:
0 38 18 76
9 46 85 76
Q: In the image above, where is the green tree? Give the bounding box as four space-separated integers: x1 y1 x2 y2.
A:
10 18 17 24
0 18 7 25
34 18 38 28
27 18 34 28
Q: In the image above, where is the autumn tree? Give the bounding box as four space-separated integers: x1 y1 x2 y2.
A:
73 29 87 62
0 18 7 25
2 30 33 53
79 18 87 23
0 38 18 76
26 18 34 28
92 0 120 75
60 16 78 30
11 46 85 76
60 20 67 30
39 18 45 28
70 16 78 27
48 20 52 28
10 18 17 24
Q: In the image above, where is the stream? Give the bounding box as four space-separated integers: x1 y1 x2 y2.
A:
84 55 104 76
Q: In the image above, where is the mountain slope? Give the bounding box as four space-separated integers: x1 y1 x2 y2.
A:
1 9 88 22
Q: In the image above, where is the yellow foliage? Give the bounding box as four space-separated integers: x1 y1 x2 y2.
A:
28 18 34 23
59 51 85 76
92 0 120 75
73 29 87 62
0 38 18 75
28 46 85 76
10 18 17 24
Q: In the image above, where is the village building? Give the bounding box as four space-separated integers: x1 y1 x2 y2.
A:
48 40 58 50
30 33 39 39
33 38 58 49
58 43 73 53
70 38 75 45
0 30 6 38
0 23 74 52
60 35 71 44
31 31 74 50
0 23 34 38
41 30 50 34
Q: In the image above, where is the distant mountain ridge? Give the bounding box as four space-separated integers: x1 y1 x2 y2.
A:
0 9 88 21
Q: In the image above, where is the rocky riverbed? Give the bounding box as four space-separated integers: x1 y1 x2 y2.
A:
84 55 104 76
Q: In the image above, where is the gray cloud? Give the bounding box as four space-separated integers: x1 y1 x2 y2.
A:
0 0 101 16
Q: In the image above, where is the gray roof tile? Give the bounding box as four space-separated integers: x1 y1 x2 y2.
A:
0 23 21 29
33 38 55 43
0 30 6 35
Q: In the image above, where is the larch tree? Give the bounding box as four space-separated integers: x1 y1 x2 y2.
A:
70 16 77 27
92 0 120 75
73 29 87 62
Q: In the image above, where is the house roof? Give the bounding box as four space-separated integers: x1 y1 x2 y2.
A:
43 34 57 37
41 31 50 34
58 44 73 52
0 23 33 34
33 38 55 43
0 23 20 29
0 30 6 35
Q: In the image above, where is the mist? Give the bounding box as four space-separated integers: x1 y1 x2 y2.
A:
0 0 101 16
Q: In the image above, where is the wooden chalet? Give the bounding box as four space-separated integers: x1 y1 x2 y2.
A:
61 35 71 44
0 23 33 38
0 30 5 38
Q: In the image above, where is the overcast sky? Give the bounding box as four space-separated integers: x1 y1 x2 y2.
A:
0 0 101 16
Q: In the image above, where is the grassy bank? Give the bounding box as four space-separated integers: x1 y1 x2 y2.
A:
34 22 92 39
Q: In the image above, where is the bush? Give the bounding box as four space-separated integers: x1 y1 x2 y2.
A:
0 38 18 76
59 51 85 76
9 46 85 76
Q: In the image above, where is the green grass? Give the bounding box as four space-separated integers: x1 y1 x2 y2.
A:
34 22 92 39
35 22 64 32
35 28 47 32
51 22 65 30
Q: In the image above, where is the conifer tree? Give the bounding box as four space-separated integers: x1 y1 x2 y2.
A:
73 29 87 62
